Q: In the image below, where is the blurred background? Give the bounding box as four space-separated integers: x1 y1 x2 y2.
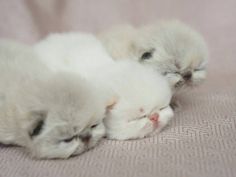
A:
0 0 235 47
0 0 235 82
1 0 236 68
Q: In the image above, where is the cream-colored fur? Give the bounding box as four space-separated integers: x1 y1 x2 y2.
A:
99 20 208 93
0 41 107 159
34 33 174 140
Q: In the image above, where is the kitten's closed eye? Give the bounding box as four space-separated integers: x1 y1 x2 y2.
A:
160 106 169 111
61 135 77 143
130 114 147 122
91 124 98 128
140 49 155 61
163 71 180 76
138 115 147 119
194 68 205 71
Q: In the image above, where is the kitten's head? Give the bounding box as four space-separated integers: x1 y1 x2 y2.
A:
131 21 208 93
22 73 107 159
104 61 173 139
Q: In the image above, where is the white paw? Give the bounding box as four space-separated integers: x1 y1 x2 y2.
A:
157 106 174 131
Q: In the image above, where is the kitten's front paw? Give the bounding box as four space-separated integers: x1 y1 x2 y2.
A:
156 106 174 131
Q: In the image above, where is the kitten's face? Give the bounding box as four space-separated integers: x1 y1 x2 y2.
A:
105 98 174 140
104 70 173 140
114 100 173 123
130 22 208 93
26 105 105 159
137 47 207 92
23 75 107 159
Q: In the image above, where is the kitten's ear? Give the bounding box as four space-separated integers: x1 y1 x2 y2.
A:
27 110 48 138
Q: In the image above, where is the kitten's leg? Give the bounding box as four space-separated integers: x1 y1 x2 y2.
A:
157 106 174 130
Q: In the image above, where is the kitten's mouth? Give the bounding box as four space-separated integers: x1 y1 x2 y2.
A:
160 106 169 111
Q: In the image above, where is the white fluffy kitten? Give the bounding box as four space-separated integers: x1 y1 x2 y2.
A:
99 20 208 93
34 33 174 140
93 61 174 140
0 41 106 159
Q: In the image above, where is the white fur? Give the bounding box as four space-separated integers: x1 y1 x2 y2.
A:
35 32 113 77
0 40 107 159
99 20 208 93
34 33 174 140
95 61 174 140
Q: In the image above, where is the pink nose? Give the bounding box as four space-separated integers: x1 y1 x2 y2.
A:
149 113 159 122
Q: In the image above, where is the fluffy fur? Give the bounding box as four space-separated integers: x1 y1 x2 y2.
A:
0 41 107 159
34 33 174 140
99 20 208 93
93 61 174 140
34 32 113 77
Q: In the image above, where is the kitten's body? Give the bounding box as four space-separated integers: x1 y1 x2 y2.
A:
99 20 208 93
35 33 174 140
0 41 106 159
35 32 113 77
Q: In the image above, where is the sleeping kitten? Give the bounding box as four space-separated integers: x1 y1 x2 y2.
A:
92 60 174 140
34 33 174 140
0 41 107 159
99 20 208 93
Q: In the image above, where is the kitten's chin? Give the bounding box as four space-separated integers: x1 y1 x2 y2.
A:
71 142 90 157
72 136 105 156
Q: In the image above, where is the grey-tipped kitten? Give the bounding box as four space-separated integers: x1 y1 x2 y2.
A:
99 20 208 94
0 41 106 159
